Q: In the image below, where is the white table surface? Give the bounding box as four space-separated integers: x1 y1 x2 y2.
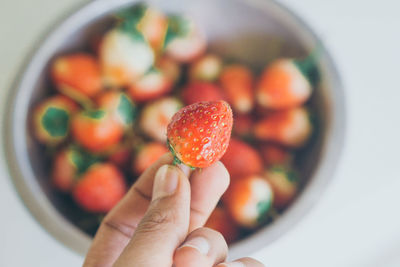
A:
1 0 399 266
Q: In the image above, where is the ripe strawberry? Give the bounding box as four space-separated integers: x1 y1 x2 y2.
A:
164 15 206 63
221 138 263 179
140 97 182 142
132 142 168 175
181 82 225 105
51 53 102 104
260 144 293 167
167 100 233 168
52 146 98 192
100 28 154 88
253 107 312 148
264 167 298 209
219 64 254 114
72 163 126 213
128 67 173 102
232 114 254 138
71 109 124 153
256 58 313 110
205 207 239 244
32 95 79 145
224 174 274 228
189 54 222 82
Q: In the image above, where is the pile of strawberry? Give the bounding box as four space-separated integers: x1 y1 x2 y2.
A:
30 4 317 243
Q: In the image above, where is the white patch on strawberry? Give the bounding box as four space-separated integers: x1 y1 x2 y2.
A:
140 97 182 142
100 29 154 87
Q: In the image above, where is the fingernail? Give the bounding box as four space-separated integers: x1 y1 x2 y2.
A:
177 163 191 177
153 165 179 200
179 236 210 255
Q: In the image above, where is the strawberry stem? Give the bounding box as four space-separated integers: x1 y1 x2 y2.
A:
293 44 322 85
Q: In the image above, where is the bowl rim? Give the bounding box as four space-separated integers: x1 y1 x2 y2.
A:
3 0 346 259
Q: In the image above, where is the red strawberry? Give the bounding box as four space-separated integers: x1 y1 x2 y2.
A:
232 114 254 137
253 107 312 148
221 138 263 179
205 207 239 244
167 100 233 168
72 163 126 213
132 142 169 175
182 82 225 105
219 64 255 114
260 144 293 167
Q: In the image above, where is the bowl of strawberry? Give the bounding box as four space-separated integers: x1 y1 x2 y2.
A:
4 0 345 259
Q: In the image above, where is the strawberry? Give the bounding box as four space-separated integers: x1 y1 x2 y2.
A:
128 67 173 102
219 64 254 114
264 167 298 209
220 138 263 180
224 174 274 228
52 146 98 192
132 142 169 175
51 53 102 104
108 141 133 168
260 144 293 167
253 107 312 148
116 4 168 53
232 114 254 138
96 91 137 128
189 54 222 82
205 207 239 244
139 97 182 142
72 163 126 213
256 58 313 110
71 109 124 153
164 15 206 63
100 28 154 88
167 100 233 168
181 82 225 105
32 95 79 145
156 56 181 84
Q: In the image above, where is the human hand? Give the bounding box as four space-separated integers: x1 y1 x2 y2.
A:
83 153 264 267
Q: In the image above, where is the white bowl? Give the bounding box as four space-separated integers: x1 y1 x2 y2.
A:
3 0 345 259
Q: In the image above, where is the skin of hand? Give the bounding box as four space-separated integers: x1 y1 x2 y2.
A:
83 153 264 267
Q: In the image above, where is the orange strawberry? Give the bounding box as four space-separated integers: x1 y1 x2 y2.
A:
264 167 298 209
128 67 173 102
32 95 79 145
219 64 254 114
253 107 312 148
52 146 98 192
167 100 233 168
181 82 225 105
96 91 137 128
205 207 239 244
132 142 168 175
189 54 222 82
71 109 124 153
224 174 274 228
256 58 313 110
220 138 263 180
140 97 182 142
72 163 126 213
260 144 293 167
51 53 102 104
164 15 206 63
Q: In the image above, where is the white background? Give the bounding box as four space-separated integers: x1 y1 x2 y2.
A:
1 0 400 266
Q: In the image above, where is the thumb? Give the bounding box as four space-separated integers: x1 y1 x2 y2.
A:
114 164 191 267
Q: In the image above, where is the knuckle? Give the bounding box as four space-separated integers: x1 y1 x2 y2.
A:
138 207 178 233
